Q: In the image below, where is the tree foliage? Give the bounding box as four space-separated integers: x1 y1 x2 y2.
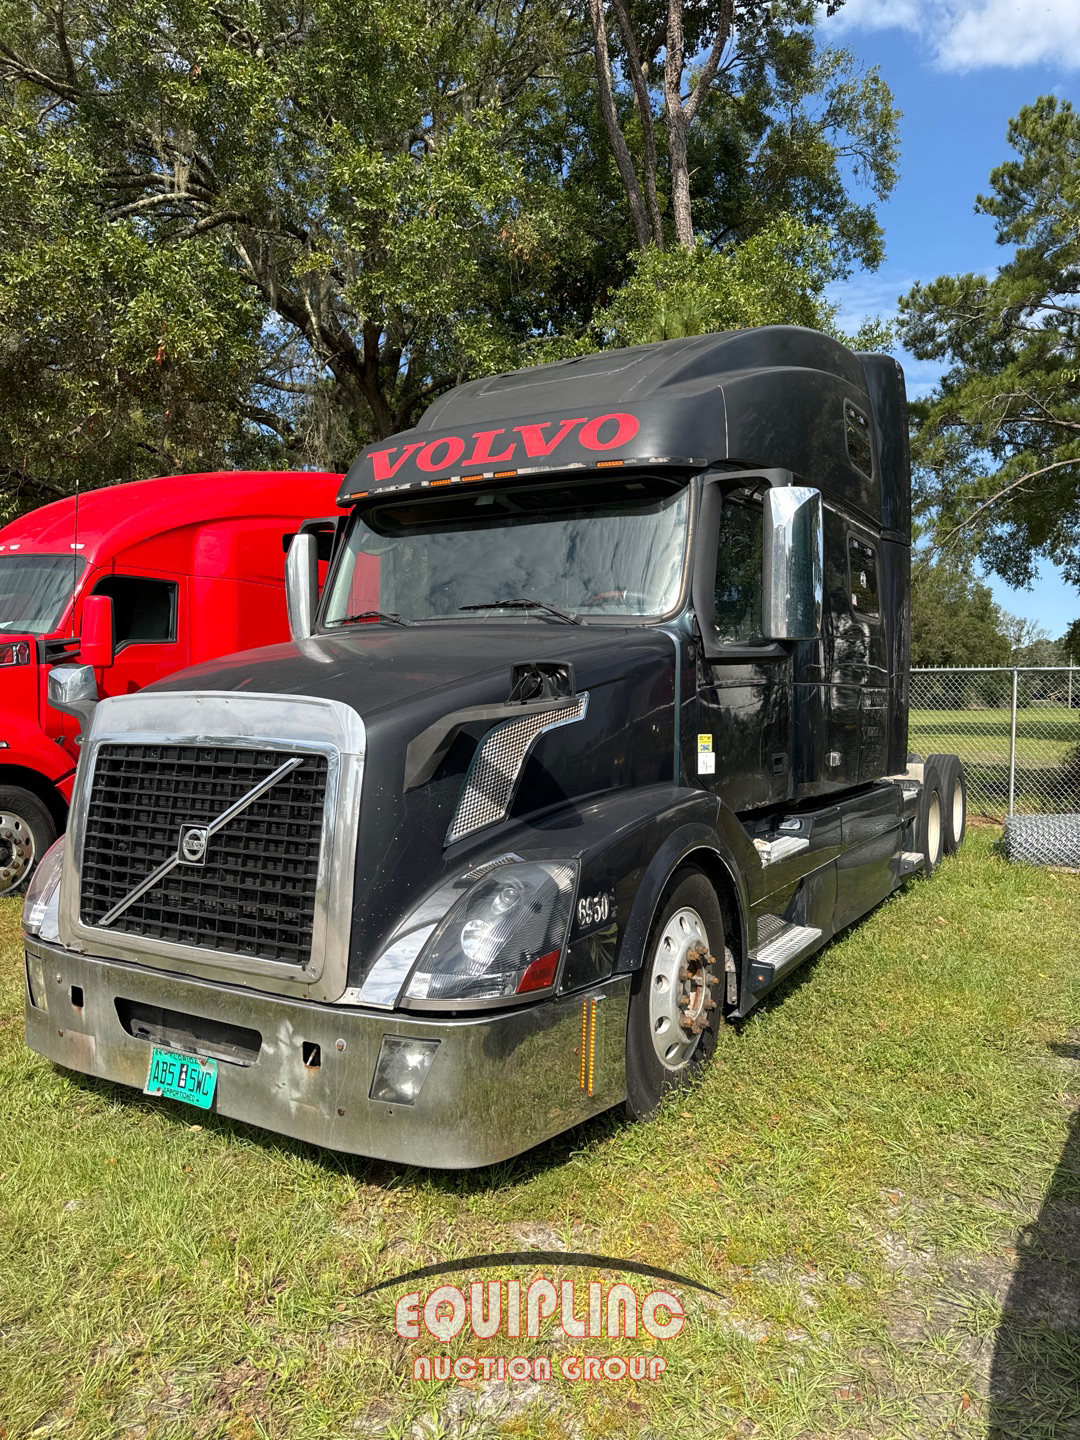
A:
0 0 900 518
909 555 1011 669
0 0 591 501
585 0 899 260
901 96 1080 591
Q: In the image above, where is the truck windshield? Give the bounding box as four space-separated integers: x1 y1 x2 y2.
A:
0 555 84 634
323 477 690 625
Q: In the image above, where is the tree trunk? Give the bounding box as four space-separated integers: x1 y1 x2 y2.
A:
609 0 663 248
664 0 694 248
587 0 651 250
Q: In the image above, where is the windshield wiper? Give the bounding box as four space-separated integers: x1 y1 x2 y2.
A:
458 598 584 626
338 610 411 626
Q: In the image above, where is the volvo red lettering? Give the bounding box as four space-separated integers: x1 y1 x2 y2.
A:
365 412 642 483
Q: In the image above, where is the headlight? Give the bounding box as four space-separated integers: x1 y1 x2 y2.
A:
402 861 576 1008
23 833 66 941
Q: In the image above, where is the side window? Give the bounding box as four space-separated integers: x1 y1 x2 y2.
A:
848 538 879 618
845 402 873 477
714 499 763 642
92 576 177 646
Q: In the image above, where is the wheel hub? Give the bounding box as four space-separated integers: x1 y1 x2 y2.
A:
0 811 35 895
648 908 719 1070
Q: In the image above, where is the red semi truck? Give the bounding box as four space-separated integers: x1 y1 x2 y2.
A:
0 470 342 896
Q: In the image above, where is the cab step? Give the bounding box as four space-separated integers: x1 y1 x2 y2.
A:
749 919 823 992
897 850 923 877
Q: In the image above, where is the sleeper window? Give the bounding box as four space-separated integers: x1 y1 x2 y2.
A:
714 500 763 642
91 576 177 646
848 538 879 618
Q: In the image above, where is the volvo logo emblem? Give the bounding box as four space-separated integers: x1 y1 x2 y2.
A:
179 826 209 866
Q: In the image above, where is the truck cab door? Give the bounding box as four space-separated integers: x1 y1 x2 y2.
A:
695 491 792 812
89 573 186 697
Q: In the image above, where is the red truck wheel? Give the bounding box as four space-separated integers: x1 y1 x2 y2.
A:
0 787 57 898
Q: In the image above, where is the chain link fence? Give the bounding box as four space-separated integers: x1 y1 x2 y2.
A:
909 667 1080 821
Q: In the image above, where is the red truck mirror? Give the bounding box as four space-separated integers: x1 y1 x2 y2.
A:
81 594 115 668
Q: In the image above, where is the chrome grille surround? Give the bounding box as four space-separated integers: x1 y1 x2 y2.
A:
445 694 589 847
58 691 365 1003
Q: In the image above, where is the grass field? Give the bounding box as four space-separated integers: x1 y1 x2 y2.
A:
908 707 1080 817
1 831 1078 1439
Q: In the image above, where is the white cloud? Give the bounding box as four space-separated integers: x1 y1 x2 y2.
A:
829 0 1080 72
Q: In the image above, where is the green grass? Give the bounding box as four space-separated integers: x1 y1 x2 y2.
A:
908 707 1080 818
1 832 1078 1439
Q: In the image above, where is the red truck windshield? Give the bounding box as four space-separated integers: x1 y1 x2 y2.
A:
323 476 691 625
0 555 85 634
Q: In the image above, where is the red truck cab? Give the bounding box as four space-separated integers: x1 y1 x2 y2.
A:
0 470 342 895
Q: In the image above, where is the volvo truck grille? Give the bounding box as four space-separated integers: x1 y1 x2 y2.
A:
79 743 328 965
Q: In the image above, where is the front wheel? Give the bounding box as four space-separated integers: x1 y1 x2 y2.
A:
625 869 729 1119
0 786 57 898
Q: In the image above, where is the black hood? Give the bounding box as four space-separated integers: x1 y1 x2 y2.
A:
151 623 658 718
150 623 680 979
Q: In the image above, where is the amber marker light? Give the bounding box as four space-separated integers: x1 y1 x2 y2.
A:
588 998 598 1096
596 459 624 467
494 469 517 478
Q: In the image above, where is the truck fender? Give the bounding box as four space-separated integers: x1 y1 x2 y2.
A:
0 741 76 826
613 819 752 980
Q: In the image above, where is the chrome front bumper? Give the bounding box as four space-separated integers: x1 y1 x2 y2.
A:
24 938 630 1169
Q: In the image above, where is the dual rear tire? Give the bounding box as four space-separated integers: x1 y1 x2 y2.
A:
915 754 967 876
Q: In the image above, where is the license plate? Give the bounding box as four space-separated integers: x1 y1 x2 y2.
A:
144 1045 218 1110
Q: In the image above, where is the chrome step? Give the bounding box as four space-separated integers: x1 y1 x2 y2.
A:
898 851 923 877
753 835 810 865
749 921 823 991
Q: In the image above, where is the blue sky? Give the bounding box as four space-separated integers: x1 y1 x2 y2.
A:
818 0 1079 638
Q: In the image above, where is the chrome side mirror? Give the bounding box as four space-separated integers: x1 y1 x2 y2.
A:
285 531 319 641
48 664 100 739
763 487 823 641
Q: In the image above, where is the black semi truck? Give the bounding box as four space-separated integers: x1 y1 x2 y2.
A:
24 327 965 1167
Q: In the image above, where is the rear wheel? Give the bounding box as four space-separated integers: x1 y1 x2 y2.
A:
0 786 57 898
625 869 729 1119
914 765 945 877
927 753 967 854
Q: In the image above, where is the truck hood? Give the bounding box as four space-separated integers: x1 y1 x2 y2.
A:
150 622 665 709
148 623 680 984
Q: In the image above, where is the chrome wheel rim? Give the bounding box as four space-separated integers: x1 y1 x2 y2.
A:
951 782 964 844
0 811 35 896
647 907 717 1070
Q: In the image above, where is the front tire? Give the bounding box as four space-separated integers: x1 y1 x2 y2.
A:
0 786 57 898
625 869 729 1119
